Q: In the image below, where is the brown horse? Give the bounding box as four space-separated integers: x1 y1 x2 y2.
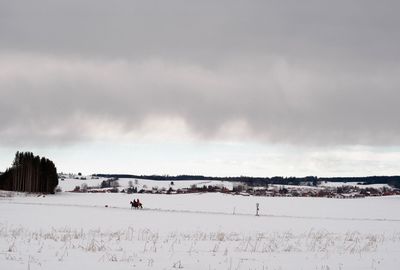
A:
130 199 143 209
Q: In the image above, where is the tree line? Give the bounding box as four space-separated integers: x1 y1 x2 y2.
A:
94 174 400 189
0 151 59 193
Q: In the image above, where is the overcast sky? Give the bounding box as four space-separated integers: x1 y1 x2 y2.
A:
1 1 400 176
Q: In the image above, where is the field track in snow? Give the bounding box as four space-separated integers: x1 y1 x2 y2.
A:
3 200 400 223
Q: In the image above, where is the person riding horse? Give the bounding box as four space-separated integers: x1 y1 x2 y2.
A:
130 199 143 209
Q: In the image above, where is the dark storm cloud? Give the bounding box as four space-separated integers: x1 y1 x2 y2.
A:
1 0 400 145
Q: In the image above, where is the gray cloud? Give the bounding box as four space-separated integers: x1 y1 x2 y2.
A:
1 1 400 146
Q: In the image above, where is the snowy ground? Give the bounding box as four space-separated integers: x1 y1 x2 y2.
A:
319 181 392 189
58 177 234 192
1 190 400 269
58 176 395 194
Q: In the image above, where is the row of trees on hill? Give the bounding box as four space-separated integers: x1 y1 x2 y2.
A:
94 174 400 189
0 152 58 193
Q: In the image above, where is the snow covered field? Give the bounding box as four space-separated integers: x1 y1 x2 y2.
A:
1 190 400 269
58 176 234 192
319 181 392 189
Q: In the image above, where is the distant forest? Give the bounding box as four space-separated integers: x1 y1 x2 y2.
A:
94 174 400 189
0 152 59 193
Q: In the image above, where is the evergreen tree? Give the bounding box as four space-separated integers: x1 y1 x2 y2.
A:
0 152 59 193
